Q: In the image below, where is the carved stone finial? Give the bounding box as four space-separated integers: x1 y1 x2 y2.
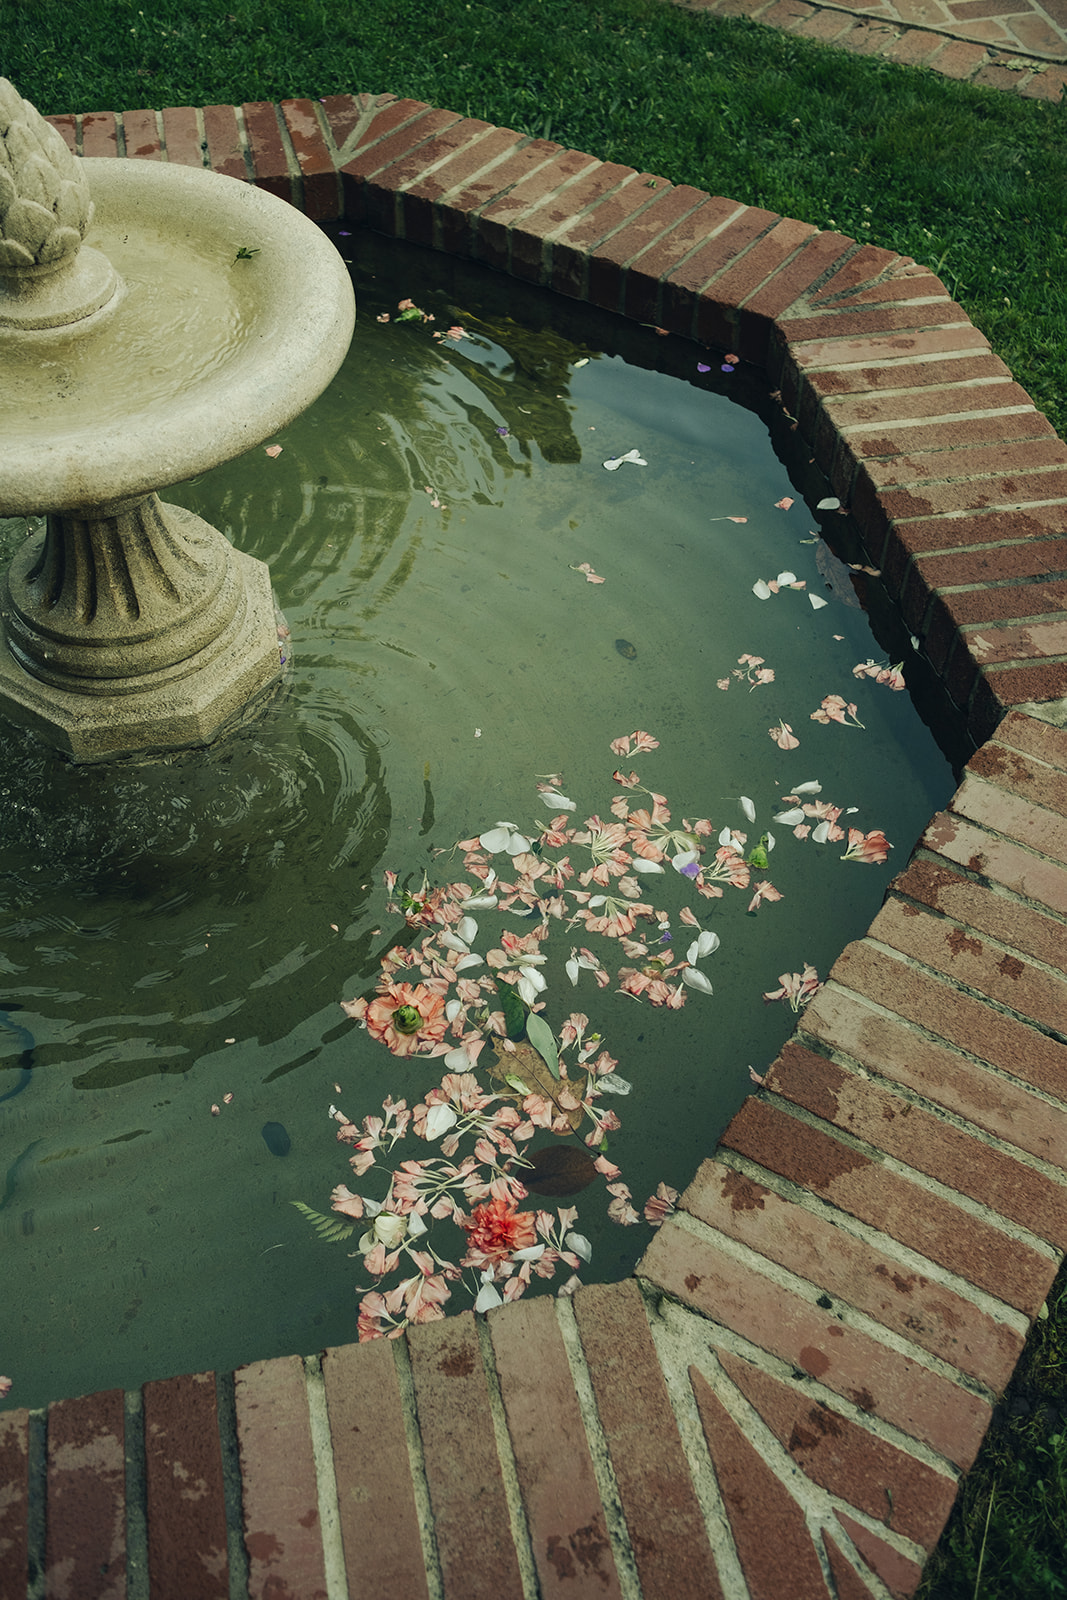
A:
0 77 118 329
0 77 92 269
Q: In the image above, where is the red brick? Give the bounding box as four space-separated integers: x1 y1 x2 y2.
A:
505 160 639 285
202 103 246 183
549 171 673 302
820 380 1028 434
242 101 292 203
143 1373 228 1600
398 126 524 248
438 137 570 258
833 1511 926 1595
688 1367 829 1599
850 407 1057 463
658 205 778 339
973 61 1034 91
81 110 118 158
406 1313 523 1600
572 1280 724 1600
0 1410 28 1598
621 194 749 326
783 301 971 350
928 38 991 78
280 99 338 219
233 1356 328 1600
966 615 1067 666
994 708 1067 769
122 107 161 161
836 18 902 54
722 1096 1054 1313
761 0 818 26
586 183 710 314
639 1221 991 1466
322 1341 429 1600
830 932 1067 1101
811 253 942 307
859 435 1067 495
44 113 77 154
476 147 601 275
490 1297 622 1598
975 659 1067 718
883 27 955 64
161 105 203 167
718 1350 957 1548
794 321 991 372
337 96 434 166
713 215 818 311
1019 66 1067 100
969 736 1067 812
896 852 1067 970
821 1531 884 1600
45 1390 126 1600
770 1036 1067 1251
911 537 1067 594
681 1157 1022 1387
801 980 1067 1171
319 92 377 155
870 897 1067 1039
793 8 858 40
742 234 860 362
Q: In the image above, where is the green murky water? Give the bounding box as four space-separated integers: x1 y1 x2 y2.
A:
0 233 954 1409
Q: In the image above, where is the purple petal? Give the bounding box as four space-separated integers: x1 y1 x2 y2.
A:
697 362 711 373
721 364 735 374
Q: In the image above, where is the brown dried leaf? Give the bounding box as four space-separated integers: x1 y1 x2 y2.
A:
520 1144 599 1197
485 1040 583 1132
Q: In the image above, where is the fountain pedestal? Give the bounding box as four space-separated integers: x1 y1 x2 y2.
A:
0 493 284 760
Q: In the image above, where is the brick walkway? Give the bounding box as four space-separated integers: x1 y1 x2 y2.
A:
675 0 1067 98
4 91 1067 1597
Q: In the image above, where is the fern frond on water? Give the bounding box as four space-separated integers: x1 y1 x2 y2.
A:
291 1199 355 1244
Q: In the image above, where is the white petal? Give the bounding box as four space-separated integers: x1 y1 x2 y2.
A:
739 796 757 822
587 896 607 908
792 780 822 794
512 1243 547 1262
812 820 831 844
671 851 700 874
817 496 841 511
460 894 498 910
773 808 805 825
776 571 797 586
406 1210 428 1238
718 824 734 847
765 832 775 852
629 855 665 874
438 930 471 954
596 1073 632 1095
752 579 772 600
687 930 721 961
506 833 532 855
474 1282 503 1312
479 826 512 852
445 999 464 1023
681 966 714 993
455 953 484 971
518 965 547 993
455 915 479 945
443 1047 473 1070
564 1231 592 1262
363 1197 383 1218
809 594 829 610
541 791 576 811
566 958 580 986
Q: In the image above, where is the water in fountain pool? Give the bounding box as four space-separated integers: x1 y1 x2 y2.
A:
0 232 955 1406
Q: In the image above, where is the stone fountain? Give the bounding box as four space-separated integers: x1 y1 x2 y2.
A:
0 79 355 761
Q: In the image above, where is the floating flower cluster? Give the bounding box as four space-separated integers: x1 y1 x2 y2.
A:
302 711 894 1343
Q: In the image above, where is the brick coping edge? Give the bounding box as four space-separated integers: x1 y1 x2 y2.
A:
3 92 1067 1600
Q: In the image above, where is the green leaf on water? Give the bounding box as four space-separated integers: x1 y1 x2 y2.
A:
525 1011 560 1080
494 976 528 1041
291 1200 354 1244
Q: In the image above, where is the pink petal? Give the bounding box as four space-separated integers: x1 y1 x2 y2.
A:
264 445 282 458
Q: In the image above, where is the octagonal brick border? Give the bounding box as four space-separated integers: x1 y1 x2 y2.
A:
3 91 1067 1600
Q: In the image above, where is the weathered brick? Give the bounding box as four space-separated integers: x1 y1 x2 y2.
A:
549 170 671 302
202 103 246 182
994 708 1067 769
243 101 292 202
782 300 971 350
161 105 203 167
406 1313 523 1600
680 1156 1022 1387
322 1341 429 1600
143 1373 228 1600
659 206 777 339
233 1356 328 1600
974 660 1067 722
507 160 638 285
572 1280 724 1600
398 125 524 249
638 1220 993 1467
722 1096 1055 1313
821 1530 884 1600
832 1512 926 1596
968 736 1067 813
718 1350 957 1548
476 147 600 274
81 110 119 157
45 1390 126 1600
801 979 1067 1171
770 1036 1067 1250
44 113 77 154
688 1366 829 1599
122 108 161 161
436 137 566 257
490 1297 622 1598
929 38 991 79
0 1410 28 1598
621 194 749 326
883 27 955 65
586 183 709 314
895 853 1067 971
847 406 1056 463
280 99 338 218
869 897 1067 1039
830 933 1067 1101
318 92 375 156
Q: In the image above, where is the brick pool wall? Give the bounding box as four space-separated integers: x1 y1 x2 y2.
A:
2 91 1067 1599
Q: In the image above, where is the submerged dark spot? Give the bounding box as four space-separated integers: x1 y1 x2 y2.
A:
615 638 637 659
261 1121 291 1157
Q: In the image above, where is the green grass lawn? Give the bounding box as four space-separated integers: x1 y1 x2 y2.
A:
3 0 1067 1592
